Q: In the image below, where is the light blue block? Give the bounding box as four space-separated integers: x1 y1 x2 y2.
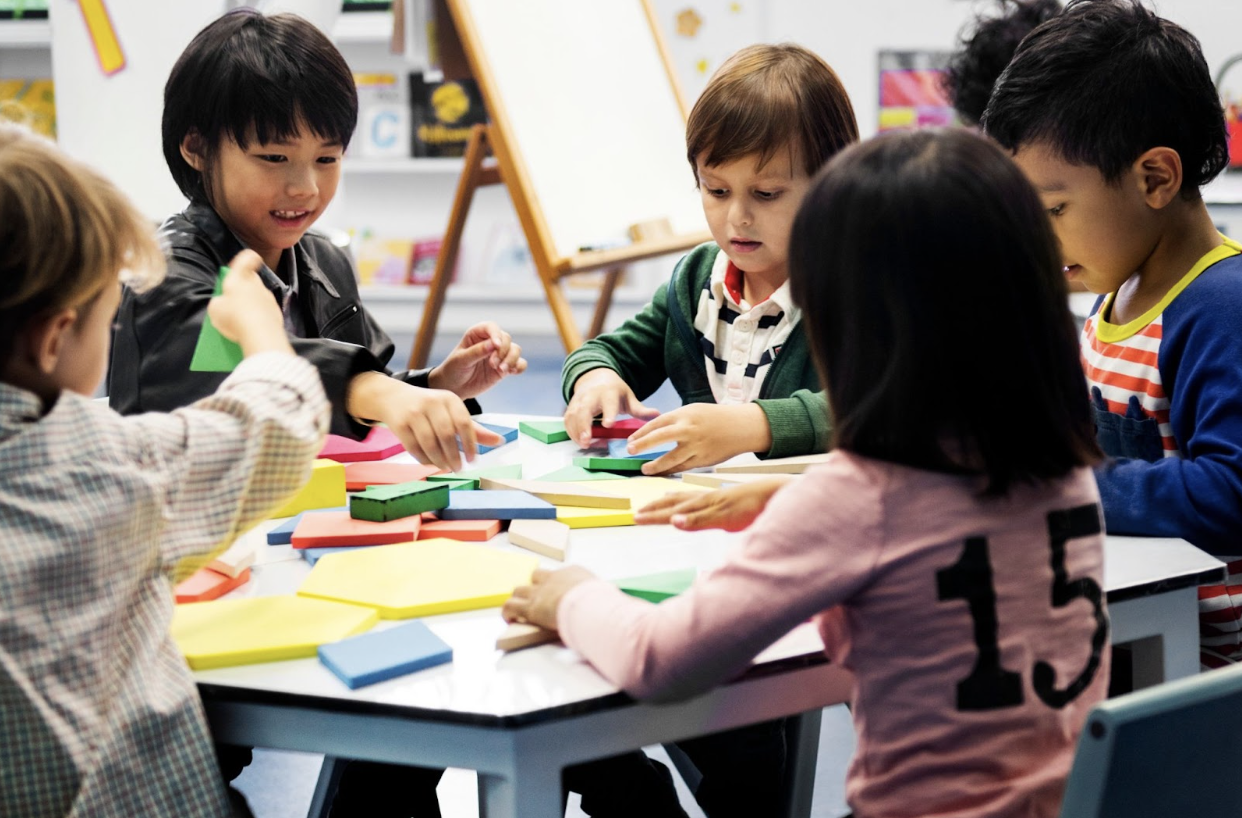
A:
607 438 676 461
318 620 453 689
267 506 349 545
463 422 520 454
438 489 557 520
300 545 374 566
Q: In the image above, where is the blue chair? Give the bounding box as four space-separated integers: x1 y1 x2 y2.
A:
1059 662 1242 817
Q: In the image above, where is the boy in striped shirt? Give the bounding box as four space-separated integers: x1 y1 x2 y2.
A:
984 0 1242 666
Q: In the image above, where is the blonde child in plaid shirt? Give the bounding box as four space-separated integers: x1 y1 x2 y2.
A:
0 124 329 817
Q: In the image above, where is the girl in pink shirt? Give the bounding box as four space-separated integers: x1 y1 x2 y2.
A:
505 128 1109 818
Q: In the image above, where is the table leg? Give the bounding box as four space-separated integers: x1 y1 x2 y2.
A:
780 708 823 818
1109 587 1200 687
479 766 564 818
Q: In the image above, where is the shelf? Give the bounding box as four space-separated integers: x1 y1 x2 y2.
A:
344 157 465 175
332 10 393 44
0 20 50 47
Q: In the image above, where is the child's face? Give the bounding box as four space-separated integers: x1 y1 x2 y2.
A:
205 127 343 270
56 280 121 397
1012 141 1159 295
697 147 813 284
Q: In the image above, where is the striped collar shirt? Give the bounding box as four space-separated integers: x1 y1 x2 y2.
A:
0 353 327 817
692 249 800 405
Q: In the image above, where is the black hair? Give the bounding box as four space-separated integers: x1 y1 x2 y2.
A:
982 0 1228 194
788 129 1100 494
942 0 1063 125
162 9 358 200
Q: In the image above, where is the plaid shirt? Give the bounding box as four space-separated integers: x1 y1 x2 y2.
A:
0 353 327 817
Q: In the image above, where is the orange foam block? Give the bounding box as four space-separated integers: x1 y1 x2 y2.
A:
418 518 501 542
319 427 405 462
344 461 443 491
175 566 251 603
291 511 420 549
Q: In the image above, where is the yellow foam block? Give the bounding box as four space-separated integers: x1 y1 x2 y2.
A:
297 539 537 619
555 505 635 529
273 459 346 518
171 595 378 670
568 477 710 509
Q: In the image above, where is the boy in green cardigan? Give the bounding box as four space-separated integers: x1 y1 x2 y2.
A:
562 44 859 474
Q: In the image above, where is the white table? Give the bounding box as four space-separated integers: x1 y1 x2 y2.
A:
195 415 1224 817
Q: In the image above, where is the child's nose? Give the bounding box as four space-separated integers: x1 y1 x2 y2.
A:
729 198 753 226
285 166 317 198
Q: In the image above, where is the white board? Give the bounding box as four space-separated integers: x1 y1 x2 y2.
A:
458 0 707 260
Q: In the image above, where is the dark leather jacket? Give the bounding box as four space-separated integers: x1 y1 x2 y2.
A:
109 201 466 438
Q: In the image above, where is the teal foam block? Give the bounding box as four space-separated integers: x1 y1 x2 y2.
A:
267 507 349 545
607 438 676 461
438 490 556 520
616 568 697 603
318 620 453 689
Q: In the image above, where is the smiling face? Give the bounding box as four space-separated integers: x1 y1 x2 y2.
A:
697 147 813 287
187 125 343 270
1011 141 1159 295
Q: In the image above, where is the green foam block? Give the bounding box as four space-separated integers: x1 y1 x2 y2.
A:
350 481 449 522
535 465 628 482
616 569 697 603
519 420 570 444
428 463 523 488
189 266 244 373
573 456 646 473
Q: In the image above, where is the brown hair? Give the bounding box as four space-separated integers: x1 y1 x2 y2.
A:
0 124 164 362
686 43 859 180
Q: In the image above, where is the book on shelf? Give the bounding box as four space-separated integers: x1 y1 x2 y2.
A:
0 78 54 138
352 72 410 159
409 71 487 158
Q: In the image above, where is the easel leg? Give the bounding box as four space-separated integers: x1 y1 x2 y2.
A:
409 124 498 370
540 274 584 353
587 267 623 339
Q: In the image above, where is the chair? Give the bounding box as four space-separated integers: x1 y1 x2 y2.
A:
1059 661 1242 817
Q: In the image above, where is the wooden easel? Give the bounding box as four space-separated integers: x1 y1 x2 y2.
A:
406 0 711 369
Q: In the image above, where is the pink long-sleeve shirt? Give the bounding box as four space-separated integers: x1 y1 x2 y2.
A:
560 451 1108 818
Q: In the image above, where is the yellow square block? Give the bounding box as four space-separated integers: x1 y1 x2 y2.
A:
273 458 346 518
555 505 635 529
297 539 538 619
171 595 378 670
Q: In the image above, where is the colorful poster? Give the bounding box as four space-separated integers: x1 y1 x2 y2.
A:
877 50 957 132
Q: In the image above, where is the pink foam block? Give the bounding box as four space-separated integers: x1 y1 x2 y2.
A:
318 428 406 463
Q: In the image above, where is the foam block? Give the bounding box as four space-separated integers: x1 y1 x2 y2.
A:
429 477 478 491
519 420 570 444
507 519 571 560
438 490 557 521
590 417 649 439
301 545 378 566
477 477 631 509
189 267 243 372
713 453 832 474
428 462 523 489
496 622 558 652
555 506 635 529
468 422 518 455
565 477 710 508
174 566 251 603
417 518 501 542
343 462 442 491
266 507 349 545
273 459 347 517
679 472 780 489
297 539 538 619
350 481 450 523
318 428 405 463
171 595 378 669
207 530 263 578
290 511 420 549
616 568 697 603
607 438 676 461
318 620 453 689
533 465 627 483
573 455 646 473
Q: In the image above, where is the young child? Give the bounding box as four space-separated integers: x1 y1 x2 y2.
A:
109 9 524 474
561 43 858 474
0 124 327 817
508 128 1109 818
942 0 1062 126
982 0 1242 667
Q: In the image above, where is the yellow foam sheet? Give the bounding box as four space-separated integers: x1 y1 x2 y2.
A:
569 477 710 508
555 505 636 529
171 595 378 670
273 459 346 518
297 539 537 619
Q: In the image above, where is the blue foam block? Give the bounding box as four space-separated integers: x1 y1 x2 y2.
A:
318 620 453 689
438 490 557 520
300 545 375 565
267 506 349 545
464 422 520 455
607 438 676 461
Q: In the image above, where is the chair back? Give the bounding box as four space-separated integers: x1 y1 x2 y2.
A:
1059 662 1242 817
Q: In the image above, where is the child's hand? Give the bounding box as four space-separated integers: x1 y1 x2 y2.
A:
627 404 773 475
634 477 793 531
428 322 527 400
347 372 503 472
564 368 660 447
208 250 292 357
503 566 597 631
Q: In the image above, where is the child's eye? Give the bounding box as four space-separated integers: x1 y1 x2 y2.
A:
1048 204 1066 217
317 156 339 165
704 187 728 198
753 190 781 201
257 154 287 164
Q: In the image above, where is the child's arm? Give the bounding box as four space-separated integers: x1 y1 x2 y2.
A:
122 252 329 574
503 458 879 702
634 477 794 530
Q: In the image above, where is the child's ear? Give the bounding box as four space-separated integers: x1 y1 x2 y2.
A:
26 308 78 376
1132 147 1182 210
180 130 207 172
